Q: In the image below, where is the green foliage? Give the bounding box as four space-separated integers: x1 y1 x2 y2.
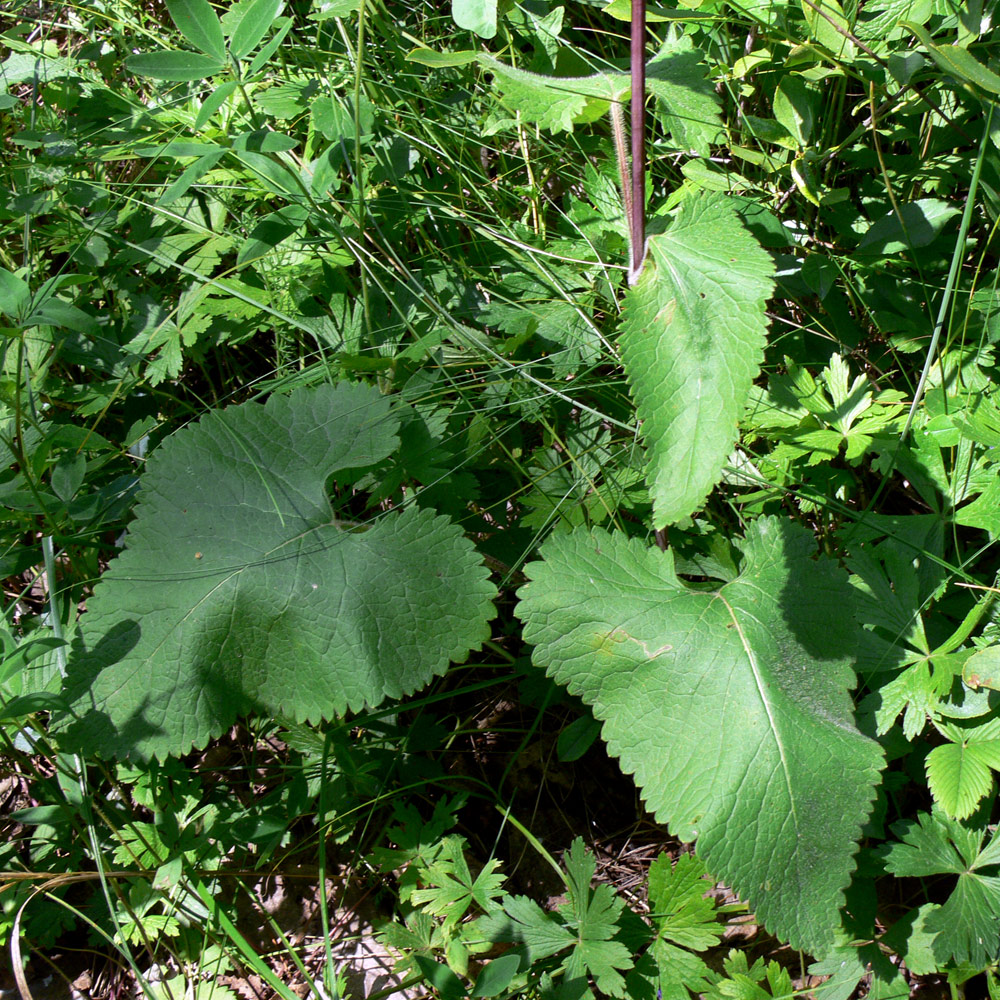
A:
374 808 725 999
881 806 1000 967
516 517 882 954
5 0 1000 991
706 950 794 1000
643 853 722 1000
60 383 497 759
452 0 499 39
408 34 722 150
925 716 1000 820
480 840 634 996
620 194 774 527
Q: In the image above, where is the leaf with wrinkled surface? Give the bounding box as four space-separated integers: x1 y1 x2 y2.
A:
645 34 724 155
516 517 882 955
620 193 774 528
60 383 496 760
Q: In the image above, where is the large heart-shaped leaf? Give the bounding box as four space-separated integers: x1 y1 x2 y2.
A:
60 383 497 760
515 517 882 955
620 193 774 528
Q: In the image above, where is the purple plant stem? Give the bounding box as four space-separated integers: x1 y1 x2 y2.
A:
630 0 646 277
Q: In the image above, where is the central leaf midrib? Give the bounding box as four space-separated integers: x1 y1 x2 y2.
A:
716 591 799 839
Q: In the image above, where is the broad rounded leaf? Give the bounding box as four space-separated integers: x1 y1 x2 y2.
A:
964 644 1000 690
516 517 882 955
452 0 498 38
857 199 960 257
60 383 496 760
126 50 226 81
620 193 774 528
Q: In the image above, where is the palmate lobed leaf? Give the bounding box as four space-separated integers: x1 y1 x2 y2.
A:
883 807 1000 966
515 517 883 955
59 383 497 760
620 193 775 528
647 853 723 951
479 838 634 996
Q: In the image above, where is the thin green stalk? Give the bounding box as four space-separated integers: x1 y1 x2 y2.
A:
192 880 303 1000
317 731 338 998
901 103 994 439
493 805 567 886
353 0 373 346
929 571 1000 659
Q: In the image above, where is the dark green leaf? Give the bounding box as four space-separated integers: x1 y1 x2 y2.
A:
0 692 70 720
51 451 86 501
883 807 1000 966
224 0 283 60
246 18 294 76
236 204 309 266
414 957 466 1000
857 199 961 256
60 383 497 760
620 193 774 527
157 150 226 206
903 22 1000 95
773 75 817 147
26 299 97 333
11 805 71 825
556 713 601 762
471 955 521 997
232 130 299 153
194 80 239 130
165 0 226 60
126 50 226 81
